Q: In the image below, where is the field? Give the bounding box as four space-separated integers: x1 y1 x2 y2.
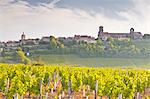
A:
0 64 150 99
39 54 150 67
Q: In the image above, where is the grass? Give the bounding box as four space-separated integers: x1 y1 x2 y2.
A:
0 57 3 62
39 54 150 67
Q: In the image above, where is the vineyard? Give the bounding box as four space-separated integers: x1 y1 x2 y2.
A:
0 64 150 99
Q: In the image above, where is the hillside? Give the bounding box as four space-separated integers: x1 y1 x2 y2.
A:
133 39 150 49
38 54 150 67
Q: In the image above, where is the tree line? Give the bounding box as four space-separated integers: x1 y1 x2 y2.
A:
33 36 150 58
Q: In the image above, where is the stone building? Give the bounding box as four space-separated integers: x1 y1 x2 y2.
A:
0 42 5 47
98 26 143 40
5 41 20 47
74 35 96 43
40 36 51 44
20 33 40 45
58 35 96 43
58 37 74 43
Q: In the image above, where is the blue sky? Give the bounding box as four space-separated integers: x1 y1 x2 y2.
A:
0 0 150 41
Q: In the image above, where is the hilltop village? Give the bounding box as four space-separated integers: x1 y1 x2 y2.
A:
0 25 150 64
0 26 150 53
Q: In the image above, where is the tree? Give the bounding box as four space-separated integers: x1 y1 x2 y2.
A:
16 47 31 64
59 43 64 49
107 37 114 42
96 39 103 46
50 36 57 48
143 34 150 39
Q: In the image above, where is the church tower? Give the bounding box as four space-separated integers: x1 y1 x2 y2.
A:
21 32 26 40
21 32 26 45
98 26 104 39
130 28 134 34
130 28 135 39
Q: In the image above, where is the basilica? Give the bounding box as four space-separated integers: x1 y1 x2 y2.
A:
98 26 143 40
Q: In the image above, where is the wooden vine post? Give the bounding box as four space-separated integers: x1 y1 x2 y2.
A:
95 80 98 99
40 80 43 99
68 77 72 99
4 78 9 99
5 78 9 93
45 92 48 99
45 76 51 99
14 93 18 99
118 94 122 99
48 76 51 86
62 91 65 98
136 92 141 99
53 70 56 80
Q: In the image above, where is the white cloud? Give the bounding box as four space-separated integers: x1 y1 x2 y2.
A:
0 0 150 41
50 0 62 7
39 0 62 9
118 0 150 33
0 0 12 5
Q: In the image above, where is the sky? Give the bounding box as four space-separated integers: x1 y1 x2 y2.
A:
0 0 150 41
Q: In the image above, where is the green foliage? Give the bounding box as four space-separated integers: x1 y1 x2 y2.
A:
143 34 150 39
50 36 57 48
50 36 65 50
49 36 150 58
16 47 31 64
